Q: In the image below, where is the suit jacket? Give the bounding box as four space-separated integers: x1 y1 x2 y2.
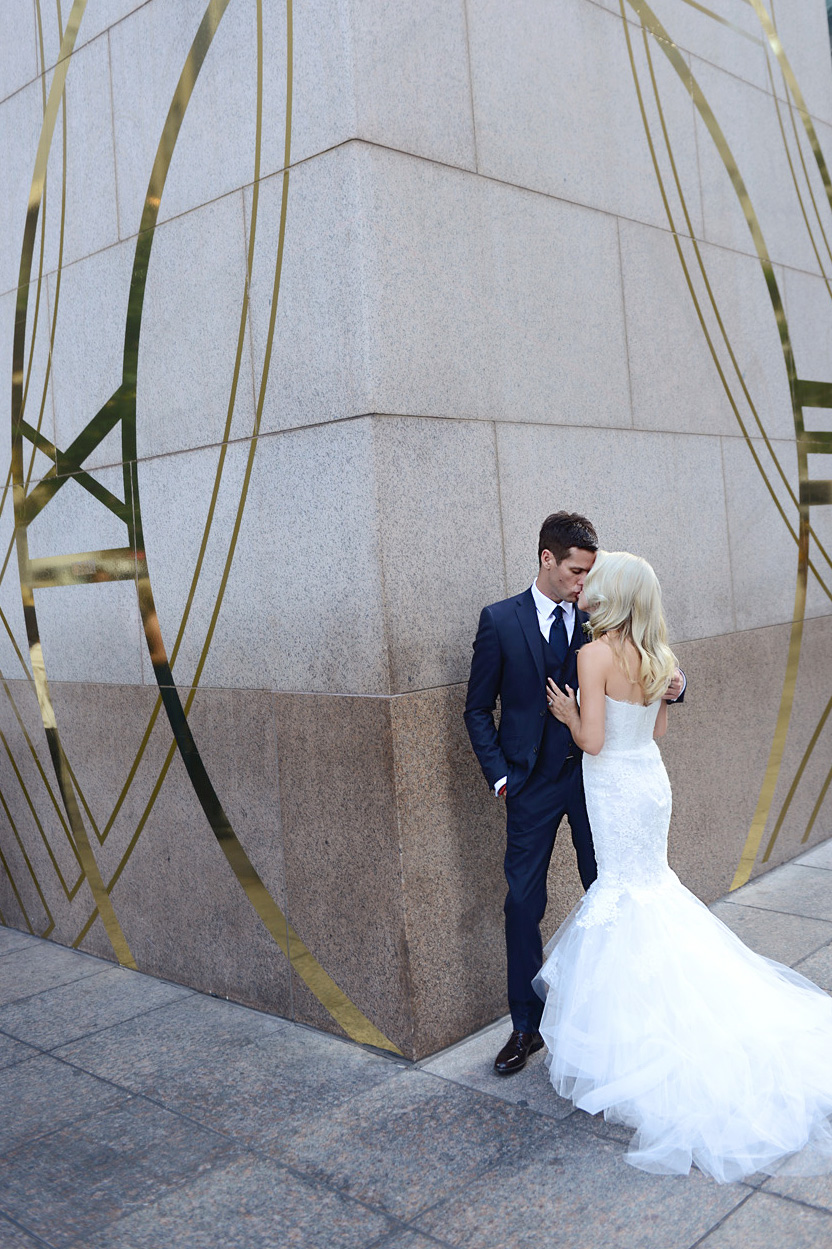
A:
464 588 589 796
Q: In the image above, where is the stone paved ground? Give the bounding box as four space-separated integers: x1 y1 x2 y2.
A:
3 841 832 1248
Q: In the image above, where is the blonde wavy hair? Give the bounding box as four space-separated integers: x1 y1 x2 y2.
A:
582 551 677 703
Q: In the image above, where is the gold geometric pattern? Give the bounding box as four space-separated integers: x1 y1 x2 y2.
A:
622 0 832 888
8 0 400 1053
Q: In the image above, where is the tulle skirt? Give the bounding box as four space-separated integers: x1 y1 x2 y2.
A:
535 871 832 1183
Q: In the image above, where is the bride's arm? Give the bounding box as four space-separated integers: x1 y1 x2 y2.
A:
547 643 608 755
654 699 668 739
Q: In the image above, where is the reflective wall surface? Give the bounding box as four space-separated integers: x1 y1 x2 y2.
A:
1 0 831 1059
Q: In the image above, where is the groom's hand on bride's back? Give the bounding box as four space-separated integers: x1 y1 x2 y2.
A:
664 669 686 702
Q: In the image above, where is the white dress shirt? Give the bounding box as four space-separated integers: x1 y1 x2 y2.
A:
493 583 575 795
530 579 575 644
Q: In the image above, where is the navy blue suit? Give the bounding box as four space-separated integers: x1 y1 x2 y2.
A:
464 588 597 1033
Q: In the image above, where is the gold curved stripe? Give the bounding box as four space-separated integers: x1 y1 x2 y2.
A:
635 23 824 597
636 15 830 609
731 552 808 887
0 835 34 933
11 0 136 965
748 0 832 218
624 0 810 889
801 761 832 846
679 0 764 47
0 0 86 922
762 691 832 861
98 0 270 848
49 0 400 1052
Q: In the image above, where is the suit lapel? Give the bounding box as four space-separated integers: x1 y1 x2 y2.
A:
516 590 545 686
571 608 589 656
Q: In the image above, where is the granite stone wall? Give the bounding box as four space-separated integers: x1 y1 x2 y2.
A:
0 0 831 1059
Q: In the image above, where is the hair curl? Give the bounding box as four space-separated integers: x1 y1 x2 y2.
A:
582 551 677 703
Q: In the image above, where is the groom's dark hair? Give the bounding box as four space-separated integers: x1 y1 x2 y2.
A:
538 512 598 564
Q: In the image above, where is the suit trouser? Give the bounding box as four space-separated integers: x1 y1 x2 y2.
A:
503 755 597 1033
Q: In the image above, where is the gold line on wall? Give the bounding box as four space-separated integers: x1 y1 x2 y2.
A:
10 0 136 965
623 0 816 888
5 0 402 1052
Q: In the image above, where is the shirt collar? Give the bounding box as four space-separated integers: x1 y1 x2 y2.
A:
530 580 574 619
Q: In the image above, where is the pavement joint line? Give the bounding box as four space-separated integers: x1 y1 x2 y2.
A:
0 1029 52 1066
755 1185 832 1219
414 1016 509 1069
0 1207 58 1249
409 1058 579 1126
12 1049 424 1235
0 965 113 1014
14 984 203 1055
684 1185 758 1249
48 1115 425 1249
716 898 832 925
792 938 832 969
0 937 39 958
366 1222 455 1249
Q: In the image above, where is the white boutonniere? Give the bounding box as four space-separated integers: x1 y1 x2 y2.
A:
581 621 593 639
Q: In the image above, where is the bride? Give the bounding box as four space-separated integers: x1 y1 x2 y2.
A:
540 550 832 1184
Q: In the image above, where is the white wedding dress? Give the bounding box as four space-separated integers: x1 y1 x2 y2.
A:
535 695 832 1183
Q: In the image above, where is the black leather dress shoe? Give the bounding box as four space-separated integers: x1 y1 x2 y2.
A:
493 1029 544 1076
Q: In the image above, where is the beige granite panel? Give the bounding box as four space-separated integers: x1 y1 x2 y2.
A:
135 193 256 459
620 221 793 441
620 222 735 438
0 678 56 937
466 0 702 232
768 0 832 128
695 59 819 272
0 284 56 483
102 683 292 1014
135 425 389 696
350 0 476 170
48 239 136 465
784 266 832 388
23 465 144 686
677 242 794 443
0 81 45 298
39 35 120 272
664 626 790 904
721 435 832 630
641 0 770 93
109 0 300 231
274 692 413 1055
109 0 245 231
34 1 148 70
665 619 832 901
0 1 38 103
495 422 734 645
245 148 367 437
358 144 632 427
372 416 506 693
755 614 832 872
0 678 162 950
0 455 36 687
0 678 294 1017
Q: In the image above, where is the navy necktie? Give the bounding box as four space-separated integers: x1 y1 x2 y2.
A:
549 605 568 663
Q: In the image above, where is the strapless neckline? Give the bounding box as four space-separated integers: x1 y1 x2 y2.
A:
604 694 649 708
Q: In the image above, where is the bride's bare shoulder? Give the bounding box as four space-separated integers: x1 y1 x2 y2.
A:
578 639 613 669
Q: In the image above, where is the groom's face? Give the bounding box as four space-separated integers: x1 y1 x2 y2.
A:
539 547 596 603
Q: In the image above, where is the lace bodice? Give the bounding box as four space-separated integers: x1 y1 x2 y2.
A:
599 694 660 754
577 696 673 928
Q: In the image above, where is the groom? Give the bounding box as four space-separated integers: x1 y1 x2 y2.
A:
464 512 683 1075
